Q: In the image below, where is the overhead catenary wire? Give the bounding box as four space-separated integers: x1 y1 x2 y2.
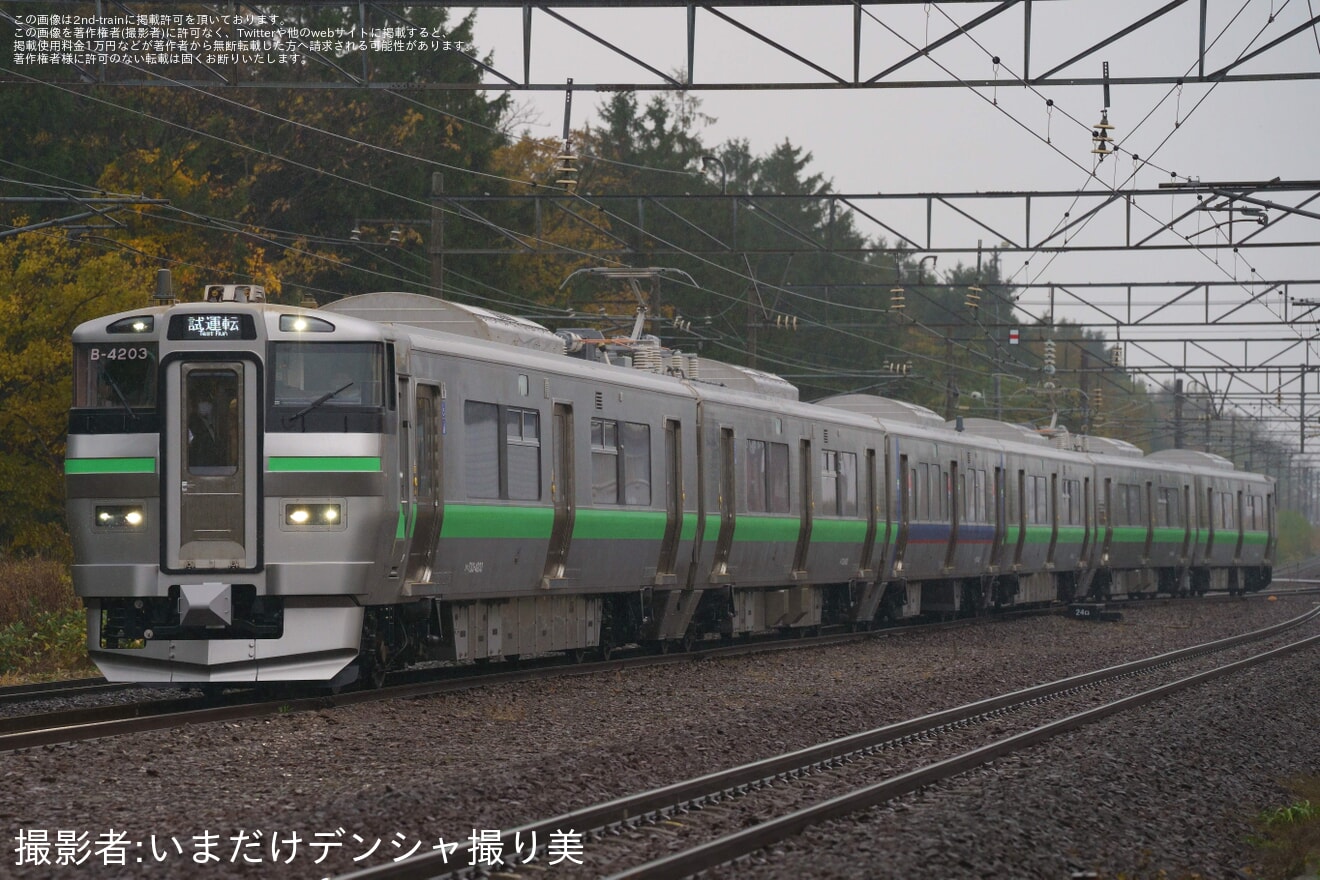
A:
2 9 1310 432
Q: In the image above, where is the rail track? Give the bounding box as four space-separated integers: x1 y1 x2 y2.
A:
2 588 1312 754
328 603 1320 880
0 599 1062 750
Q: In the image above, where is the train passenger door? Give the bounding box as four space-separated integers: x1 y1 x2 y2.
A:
655 419 682 582
1100 478 1115 561
989 465 1005 569
711 427 736 580
1188 485 1198 562
1013 469 1027 567
792 439 812 576
943 459 959 571
1142 482 1155 562
405 384 443 583
893 453 910 572
1079 477 1093 564
859 448 879 576
1233 490 1246 561
543 402 575 586
165 359 259 571
1047 473 1060 566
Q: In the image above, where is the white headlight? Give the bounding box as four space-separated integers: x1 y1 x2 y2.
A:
284 503 342 527
95 505 146 528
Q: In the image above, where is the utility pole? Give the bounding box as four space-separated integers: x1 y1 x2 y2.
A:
1173 379 1185 449
944 336 957 420
430 172 444 298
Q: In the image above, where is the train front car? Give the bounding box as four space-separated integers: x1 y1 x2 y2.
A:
67 284 396 686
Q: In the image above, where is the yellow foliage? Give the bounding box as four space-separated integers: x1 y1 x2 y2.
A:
0 233 151 555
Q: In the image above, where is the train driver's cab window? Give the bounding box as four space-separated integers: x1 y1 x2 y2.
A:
270 342 385 430
73 343 159 410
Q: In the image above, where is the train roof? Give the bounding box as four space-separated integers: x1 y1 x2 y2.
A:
1146 448 1236 471
324 291 803 402
947 417 1052 447
815 394 945 429
323 292 569 354
1074 435 1145 459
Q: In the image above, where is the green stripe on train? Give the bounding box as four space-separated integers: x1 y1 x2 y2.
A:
572 508 668 541
679 512 703 542
434 506 713 542
812 518 869 543
439 504 554 540
1003 525 1055 544
268 455 382 472
733 515 800 544
65 457 155 475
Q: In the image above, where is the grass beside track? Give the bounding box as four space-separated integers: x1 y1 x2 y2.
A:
1249 777 1320 880
0 558 96 684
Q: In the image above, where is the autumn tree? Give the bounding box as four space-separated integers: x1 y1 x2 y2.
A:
0 233 152 557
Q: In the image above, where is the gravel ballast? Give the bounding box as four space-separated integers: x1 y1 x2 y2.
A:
2 594 1316 879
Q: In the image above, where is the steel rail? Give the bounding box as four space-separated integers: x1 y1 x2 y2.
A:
0 676 120 707
612 629 1320 880
0 603 1049 752
331 604 1320 880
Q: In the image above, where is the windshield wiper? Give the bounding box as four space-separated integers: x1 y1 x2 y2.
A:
99 367 138 421
283 381 353 427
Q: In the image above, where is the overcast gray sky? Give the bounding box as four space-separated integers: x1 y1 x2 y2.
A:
456 0 1320 427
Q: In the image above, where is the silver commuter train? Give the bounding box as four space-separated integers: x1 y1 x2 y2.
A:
66 283 1276 686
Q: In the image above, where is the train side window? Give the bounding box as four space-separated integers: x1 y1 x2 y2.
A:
746 440 767 512
1034 476 1049 525
622 422 652 506
767 442 790 513
838 451 857 516
916 462 929 521
1063 478 1081 526
506 407 541 501
464 401 543 501
820 451 838 515
938 468 949 521
977 469 988 523
591 418 620 504
592 419 651 505
818 450 857 517
465 401 501 499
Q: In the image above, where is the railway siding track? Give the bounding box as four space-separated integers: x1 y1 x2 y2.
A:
330 604 1320 880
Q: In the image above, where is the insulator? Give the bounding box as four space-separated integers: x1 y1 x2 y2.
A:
1111 346 1124 367
965 286 981 310
890 287 906 311
1043 339 1056 367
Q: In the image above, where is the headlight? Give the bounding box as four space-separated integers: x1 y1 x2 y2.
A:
96 505 146 528
284 503 342 527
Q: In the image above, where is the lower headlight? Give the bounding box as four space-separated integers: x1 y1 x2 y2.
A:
96 505 146 528
284 503 342 526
